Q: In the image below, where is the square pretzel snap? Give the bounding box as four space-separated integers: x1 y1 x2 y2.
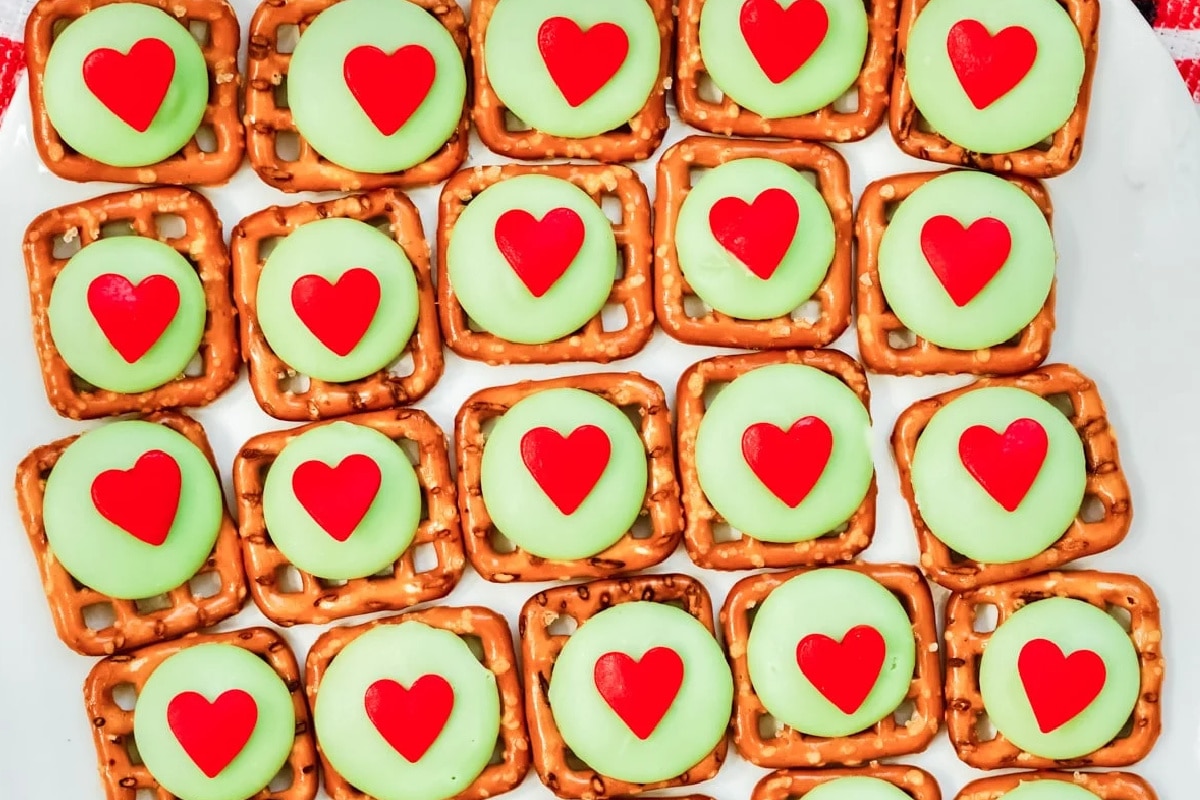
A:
676 350 876 570
752 766 942 800
455 372 682 582
893 363 1132 591
26 0 243 186
244 0 469 192
23 187 240 421
304 606 531 800
84 627 319 800
721 564 942 767
14 411 246 656
955 772 1158 800
855 170 1056 376
653 137 854 350
944 570 1163 769
233 408 465 627
438 164 654 365
674 0 899 142
231 189 443 421
468 0 673 162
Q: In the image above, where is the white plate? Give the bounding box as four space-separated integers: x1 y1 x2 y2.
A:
2 0 1198 795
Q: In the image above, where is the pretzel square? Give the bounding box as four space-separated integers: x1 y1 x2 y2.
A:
84 627 319 800
944 570 1164 769
305 606 530 800
721 564 942 767
855 170 1056 376
230 189 443 421
438 164 655 365
244 0 469 192
521 574 728 798
233 408 465 626
26 0 244 186
455 372 682 582
22 187 240 421
14 411 246 656
955 772 1158 800
674 0 899 141
892 364 1132 591
890 0 1099 177
752 766 942 800
676 350 876 570
468 0 673 162
653 137 853 349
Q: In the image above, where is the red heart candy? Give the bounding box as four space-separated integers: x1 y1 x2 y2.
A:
742 417 833 508
1018 638 1106 733
291 268 381 357
740 0 830 84
520 425 611 515
796 625 886 715
920 215 1012 307
365 675 454 762
86 273 181 363
343 44 436 136
291 454 382 542
946 20 1038 110
167 689 258 779
709 188 800 280
90 450 182 546
82 37 175 132
537 17 629 107
958 418 1048 512
494 208 586 298
594 647 684 740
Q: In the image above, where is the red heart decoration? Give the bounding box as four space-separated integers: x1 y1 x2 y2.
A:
594 647 684 740
796 625 886 715
537 17 629 107
166 689 258 779
494 208 586 298
1018 638 1106 733
920 215 1012 307
365 675 454 762
291 268 381 357
82 37 175 132
958 418 1048 512
343 44 436 136
291 454 382 542
90 450 182 546
946 20 1038 110
86 273 181 363
740 0 830 83
520 425 611 515
709 188 800 280
742 417 833 508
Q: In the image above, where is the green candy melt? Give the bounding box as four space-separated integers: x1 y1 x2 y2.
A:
1000 783 1103 800
804 777 917 800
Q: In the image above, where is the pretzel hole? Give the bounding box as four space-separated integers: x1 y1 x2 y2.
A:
51 18 74 40
614 247 628 280
798 170 819 187
154 214 187 240
688 166 711 185
466 315 488 333
124 733 144 766
696 72 724 104
503 109 532 132
757 712 784 739
112 682 138 711
100 221 137 239
892 698 917 726
488 529 517 554
1045 392 1076 419
564 747 589 770
460 634 486 663
275 24 300 54
791 299 823 324
684 295 711 319
887 328 918 350
1106 604 1133 633
832 87 860 113
488 735 506 765
317 577 348 589
601 304 629 332
257 236 283 262
913 109 937 134
711 522 742 543
188 20 210 46
387 351 416 378
1001 331 1024 347
611 122 634 135
546 614 578 636
364 215 394 236
883 199 903 223
1031 135 1055 153
183 350 205 378
396 439 420 466
1080 493 1106 524
368 564 396 580
972 603 998 632
274 75 290 109
275 131 301 163
630 515 653 541
412 543 439 574
1117 714 1136 739
82 602 117 631
480 416 501 438
702 380 729 409
279 372 311 395
188 571 223 599
136 788 157 800
195 124 218 154
71 373 100 393
267 764 294 792
52 231 82 259
975 712 997 742
601 195 624 225
275 565 305 594
134 593 173 614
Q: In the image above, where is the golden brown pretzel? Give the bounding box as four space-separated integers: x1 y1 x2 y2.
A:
520 574 727 799
654 137 853 349
26 0 244 186
233 408 466 626
855 170 1056 376
890 0 1099 177
305 606 531 800
721 564 942 767
468 0 673 162
892 364 1132 590
13 411 246 656
676 349 876 570
244 0 469 192
455 372 682 582
22 187 240 420
83 627 319 800
955 771 1158 800
674 0 899 141
437 164 655 365
752 766 942 800
230 189 444 421
944 571 1163 769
